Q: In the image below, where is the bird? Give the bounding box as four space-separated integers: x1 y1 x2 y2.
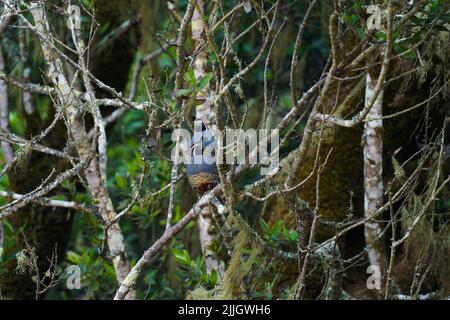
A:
186 122 220 195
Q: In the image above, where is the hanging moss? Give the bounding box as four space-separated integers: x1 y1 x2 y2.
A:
395 150 450 297
187 213 262 300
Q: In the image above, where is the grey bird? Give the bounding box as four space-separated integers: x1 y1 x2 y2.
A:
186 122 220 195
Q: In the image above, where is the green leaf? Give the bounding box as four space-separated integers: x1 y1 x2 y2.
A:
184 67 196 86
172 88 193 97
103 264 115 277
375 31 386 42
115 173 127 189
403 50 417 60
394 44 417 60
2 219 13 236
392 156 405 179
82 0 95 9
134 150 144 167
282 226 290 240
67 251 82 264
356 28 366 40
209 269 218 285
259 219 270 236
99 21 110 34
272 220 283 237
196 72 214 92
290 230 299 242
343 13 352 25
352 1 363 10
173 248 191 265
350 14 359 26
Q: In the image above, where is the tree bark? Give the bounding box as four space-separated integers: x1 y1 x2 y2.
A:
192 0 222 276
363 72 388 282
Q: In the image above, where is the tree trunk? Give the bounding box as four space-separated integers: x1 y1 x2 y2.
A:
363 72 388 284
0 1 140 299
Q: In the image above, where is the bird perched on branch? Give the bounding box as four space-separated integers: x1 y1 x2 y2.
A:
186 122 220 195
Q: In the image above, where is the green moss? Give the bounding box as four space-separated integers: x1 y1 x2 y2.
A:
187 214 263 300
